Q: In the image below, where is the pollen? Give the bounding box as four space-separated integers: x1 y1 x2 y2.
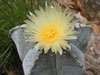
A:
46 28 56 39
42 25 58 44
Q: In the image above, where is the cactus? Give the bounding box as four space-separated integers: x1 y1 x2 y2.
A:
9 25 92 75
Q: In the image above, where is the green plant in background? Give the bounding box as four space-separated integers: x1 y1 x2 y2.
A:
0 0 50 74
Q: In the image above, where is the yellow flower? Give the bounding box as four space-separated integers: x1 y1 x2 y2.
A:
25 5 78 55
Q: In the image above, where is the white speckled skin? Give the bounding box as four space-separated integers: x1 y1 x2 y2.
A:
10 24 92 75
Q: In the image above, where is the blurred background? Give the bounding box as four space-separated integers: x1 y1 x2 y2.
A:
0 0 100 75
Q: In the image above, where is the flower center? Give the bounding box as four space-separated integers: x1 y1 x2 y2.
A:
46 27 56 39
42 26 58 44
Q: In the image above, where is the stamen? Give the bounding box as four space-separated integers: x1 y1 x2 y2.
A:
46 27 56 39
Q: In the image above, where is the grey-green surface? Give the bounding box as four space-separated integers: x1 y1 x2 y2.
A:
10 25 92 75
30 27 92 75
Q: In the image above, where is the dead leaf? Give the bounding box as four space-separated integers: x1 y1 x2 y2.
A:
25 0 30 4
67 0 92 21
6 69 16 75
74 12 87 24
91 24 100 33
54 0 92 21
88 20 100 33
